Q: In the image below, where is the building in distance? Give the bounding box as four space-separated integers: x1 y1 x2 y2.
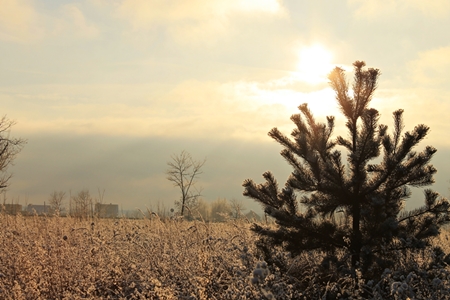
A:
1 204 22 215
95 203 119 218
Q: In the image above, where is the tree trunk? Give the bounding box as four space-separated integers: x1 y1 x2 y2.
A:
351 201 361 279
181 195 185 216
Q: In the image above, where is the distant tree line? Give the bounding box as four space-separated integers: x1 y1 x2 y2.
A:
146 197 260 222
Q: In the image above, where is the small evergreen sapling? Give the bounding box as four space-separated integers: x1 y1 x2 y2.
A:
243 61 450 280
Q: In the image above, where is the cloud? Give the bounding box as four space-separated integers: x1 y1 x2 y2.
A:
3 77 327 142
0 81 243 138
4 65 448 149
0 1 100 43
10 115 450 213
408 46 450 87
8 132 292 212
115 0 285 45
369 87 450 148
348 0 450 19
0 0 43 43
56 4 100 39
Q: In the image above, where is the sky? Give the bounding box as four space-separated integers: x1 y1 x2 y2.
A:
1 0 450 214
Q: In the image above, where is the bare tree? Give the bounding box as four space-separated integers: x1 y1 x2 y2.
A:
72 189 93 219
210 198 232 222
0 116 26 191
196 198 211 221
49 191 66 214
94 188 106 218
166 150 206 217
229 198 246 219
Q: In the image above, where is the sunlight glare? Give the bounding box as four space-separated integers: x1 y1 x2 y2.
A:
296 45 333 84
236 0 282 13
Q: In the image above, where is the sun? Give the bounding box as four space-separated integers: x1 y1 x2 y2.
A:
296 45 333 84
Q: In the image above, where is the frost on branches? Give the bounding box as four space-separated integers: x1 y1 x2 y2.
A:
243 61 450 281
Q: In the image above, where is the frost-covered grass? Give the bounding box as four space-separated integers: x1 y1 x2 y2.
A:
0 213 449 299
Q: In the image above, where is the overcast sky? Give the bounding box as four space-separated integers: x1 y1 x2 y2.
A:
1 0 450 213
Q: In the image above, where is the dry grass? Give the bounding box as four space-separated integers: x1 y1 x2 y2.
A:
0 213 449 299
0 214 267 299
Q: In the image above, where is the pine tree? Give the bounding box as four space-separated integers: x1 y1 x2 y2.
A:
243 61 450 280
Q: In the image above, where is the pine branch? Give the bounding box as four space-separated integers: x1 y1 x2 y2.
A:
243 60 447 281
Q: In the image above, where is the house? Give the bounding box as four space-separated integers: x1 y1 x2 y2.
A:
1 204 22 215
95 203 119 218
26 204 50 215
245 210 261 222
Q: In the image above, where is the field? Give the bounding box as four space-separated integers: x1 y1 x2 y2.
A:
1 213 450 299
